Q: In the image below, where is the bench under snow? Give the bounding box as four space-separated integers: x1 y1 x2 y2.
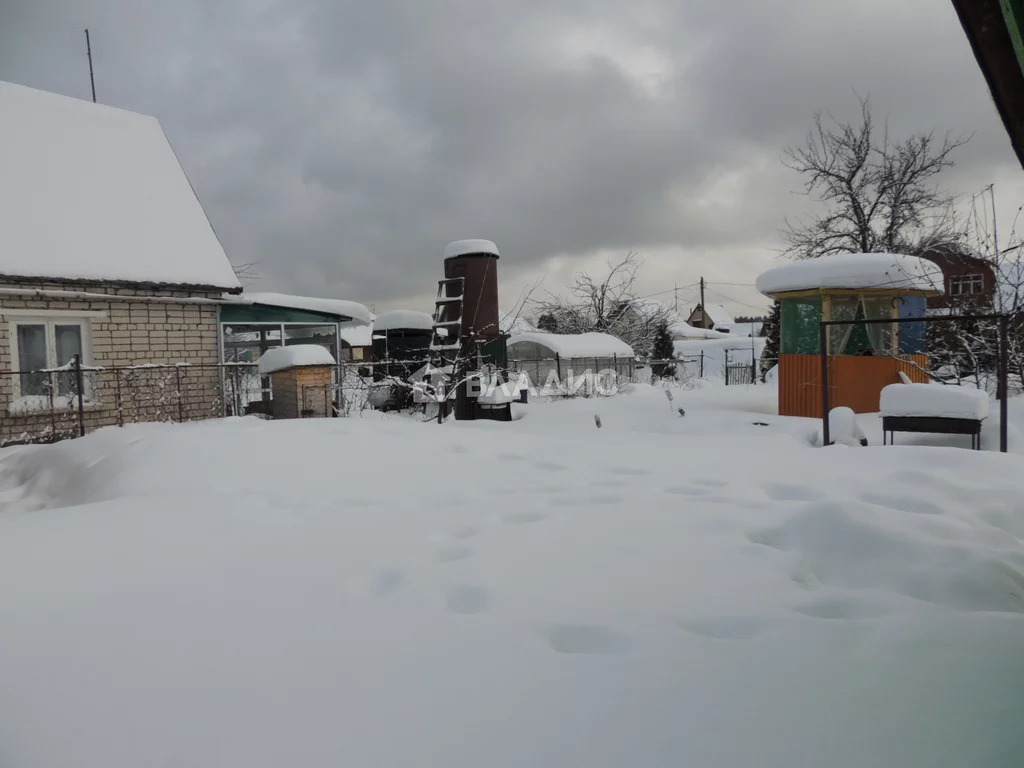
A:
879 383 990 449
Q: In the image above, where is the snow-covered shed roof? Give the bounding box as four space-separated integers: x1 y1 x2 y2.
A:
257 345 336 375
703 303 734 327
0 80 240 292
756 253 944 296
229 292 374 324
339 322 372 348
444 239 499 258
508 332 634 358
374 309 434 332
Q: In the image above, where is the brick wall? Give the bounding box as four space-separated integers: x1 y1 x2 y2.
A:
0 281 225 444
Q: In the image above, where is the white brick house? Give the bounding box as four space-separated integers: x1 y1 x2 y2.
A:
0 80 241 443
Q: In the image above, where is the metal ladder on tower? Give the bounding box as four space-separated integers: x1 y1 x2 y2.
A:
426 276 465 415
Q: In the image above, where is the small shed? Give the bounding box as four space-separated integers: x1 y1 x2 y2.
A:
756 252 942 417
506 332 634 388
257 345 336 419
372 309 434 379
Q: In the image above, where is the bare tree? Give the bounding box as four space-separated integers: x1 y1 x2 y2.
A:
782 96 970 259
533 252 672 356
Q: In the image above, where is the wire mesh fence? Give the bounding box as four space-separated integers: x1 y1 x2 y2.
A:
0 348 776 446
0 359 263 447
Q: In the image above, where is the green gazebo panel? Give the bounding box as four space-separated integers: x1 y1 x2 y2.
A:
780 297 822 355
220 305 343 324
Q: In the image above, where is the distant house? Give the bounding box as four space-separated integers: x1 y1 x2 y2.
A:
686 303 734 330
0 80 241 443
916 247 998 310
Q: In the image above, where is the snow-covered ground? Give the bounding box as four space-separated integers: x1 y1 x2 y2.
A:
1 385 1023 767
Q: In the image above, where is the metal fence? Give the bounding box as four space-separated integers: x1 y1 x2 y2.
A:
0 359 269 447
0 349 774 446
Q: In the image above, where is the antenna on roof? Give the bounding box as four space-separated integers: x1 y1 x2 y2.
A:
84 29 96 103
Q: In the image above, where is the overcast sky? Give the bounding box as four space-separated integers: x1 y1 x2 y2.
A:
3 0 1023 318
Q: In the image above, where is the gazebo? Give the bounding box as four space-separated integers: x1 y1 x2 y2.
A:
756 253 943 417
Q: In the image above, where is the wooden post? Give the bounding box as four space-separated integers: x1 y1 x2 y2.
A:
819 323 830 446
74 355 86 437
699 351 704 378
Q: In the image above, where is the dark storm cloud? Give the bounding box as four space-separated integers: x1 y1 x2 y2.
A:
2 0 1021 313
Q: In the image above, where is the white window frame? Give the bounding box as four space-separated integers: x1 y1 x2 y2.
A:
949 273 984 296
7 313 95 401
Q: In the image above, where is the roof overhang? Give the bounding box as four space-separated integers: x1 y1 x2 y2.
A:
951 0 1024 168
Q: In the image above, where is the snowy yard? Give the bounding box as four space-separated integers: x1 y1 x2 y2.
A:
1 385 1023 767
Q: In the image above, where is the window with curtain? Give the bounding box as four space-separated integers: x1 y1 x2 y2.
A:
827 295 893 355
12 319 89 398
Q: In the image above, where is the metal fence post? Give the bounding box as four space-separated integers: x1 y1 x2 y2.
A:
47 371 57 436
819 323 830 446
999 315 1009 453
175 365 184 423
74 354 86 437
724 350 730 386
115 369 124 427
699 351 704 378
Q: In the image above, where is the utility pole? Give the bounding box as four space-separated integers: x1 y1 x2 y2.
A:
699 277 706 327
674 283 678 313
989 183 998 255
84 29 96 103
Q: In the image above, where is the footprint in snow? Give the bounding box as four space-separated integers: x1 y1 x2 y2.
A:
678 617 767 640
370 568 405 597
445 585 490 614
545 624 632 656
437 545 474 563
502 511 548 525
763 483 827 502
534 460 568 472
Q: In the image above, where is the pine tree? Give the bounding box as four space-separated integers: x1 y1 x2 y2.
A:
650 321 676 380
759 301 781 381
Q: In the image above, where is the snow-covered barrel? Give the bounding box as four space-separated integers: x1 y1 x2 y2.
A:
756 253 942 417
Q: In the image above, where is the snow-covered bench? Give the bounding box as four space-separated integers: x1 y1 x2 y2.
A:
879 383 990 450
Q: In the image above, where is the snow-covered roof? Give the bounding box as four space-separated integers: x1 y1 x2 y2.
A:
257 345 336 375
508 332 634 358
703 304 734 327
756 253 944 296
339 322 372 348
0 80 241 292
670 320 730 340
374 309 434 332
230 292 374 324
444 239 499 258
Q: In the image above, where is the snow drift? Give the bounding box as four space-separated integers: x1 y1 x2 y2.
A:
0 388 1022 768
